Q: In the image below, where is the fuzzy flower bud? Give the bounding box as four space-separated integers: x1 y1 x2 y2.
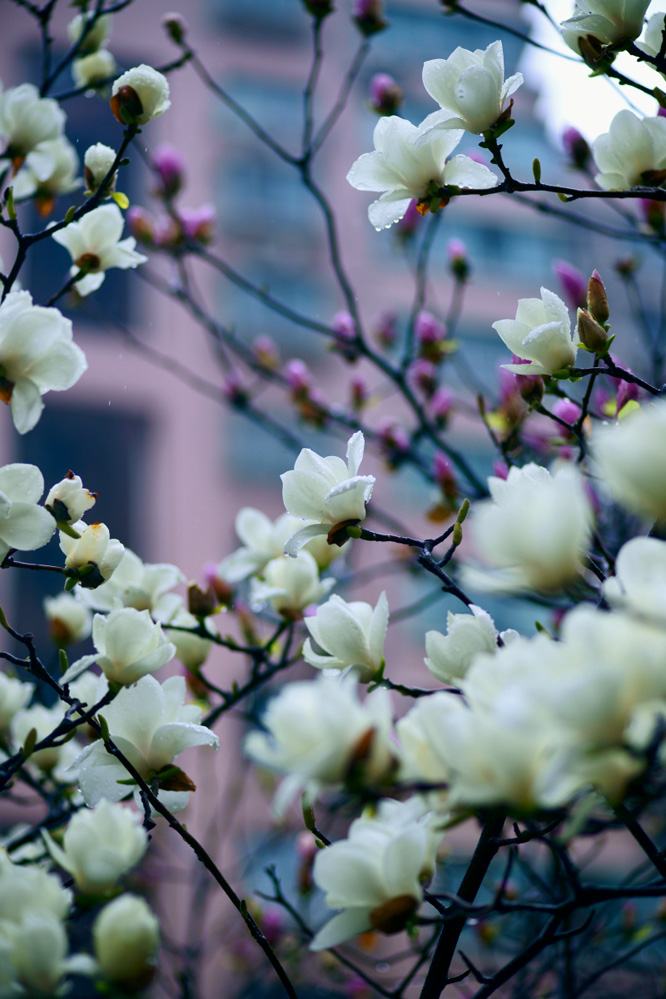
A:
83 142 116 195
587 269 610 325
407 358 438 398
93 895 159 987
576 308 609 354
447 238 469 280
163 12 187 44
553 260 587 311
152 143 185 198
415 310 448 363
562 126 591 170
369 73 402 115
253 335 280 370
353 0 387 35
110 65 171 125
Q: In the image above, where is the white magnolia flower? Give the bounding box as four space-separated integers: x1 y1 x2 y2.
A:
245 674 396 801
12 136 80 203
77 547 183 617
84 142 116 193
592 399 666 521
0 910 88 997
396 694 453 796
347 115 498 230
638 11 666 61
11 703 70 772
593 110 666 190
51 203 147 297
603 537 666 622
73 49 117 89
0 83 65 172
60 521 124 588
62 607 176 686
0 672 33 732
424 605 518 684
303 592 389 681
71 675 219 812
44 592 92 645
68 12 112 52
0 852 71 922
0 463 55 561
467 462 593 591
249 550 334 616
493 287 579 376
45 471 96 524
562 0 652 48
420 41 523 135
282 431 375 555
311 798 441 950
164 609 214 671
0 291 87 434
44 801 147 895
111 65 171 125
93 894 159 985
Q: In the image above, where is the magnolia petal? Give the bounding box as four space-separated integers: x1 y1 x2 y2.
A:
310 908 373 951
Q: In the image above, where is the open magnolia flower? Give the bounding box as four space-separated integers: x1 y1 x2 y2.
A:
593 110 666 190
592 399 666 521
561 0 652 49
493 287 579 376
111 65 170 125
346 115 498 230
249 550 334 617
73 49 117 90
51 203 147 297
12 136 80 207
62 607 176 685
43 800 147 896
59 521 124 588
70 675 219 812
281 431 375 555
0 672 33 733
76 547 183 618
467 462 593 591
420 41 523 136
0 291 87 434
245 674 396 809
311 798 441 950
44 593 92 645
303 591 389 681
0 462 56 561
0 82 65 176
93 894 159 987
603 537 666 622
424 605 518 685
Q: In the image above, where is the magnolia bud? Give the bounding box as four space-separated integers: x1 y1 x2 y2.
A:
447 238 469 281
127 206 155 245
562 126 591 170
353 0 387 35
110 85 143 125
553 259 587 311
587 270 609 325
302 0 334 18
187 582 218 618
407 358 438 398
252 335 280 370
395 199 420 240
375 312 398 348
369 73 402 115
577 308 608 354
434 451 457 500
163 12 187 44
152 144 185 198
415 310 447 363
94 895 159 987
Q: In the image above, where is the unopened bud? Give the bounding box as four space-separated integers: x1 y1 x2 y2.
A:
515 371 544 405
428 387 454 427
562 126 591 171
587 269 609 325
369 73 402 115
375 312 398 348
615 256 637 277
353 0 387 34
152 143 185 198
253 335 280 370
395 200 420 241
577 308 609 354
407 358 438 398
163 12 187 44
188 582 218 618
552 397 581 429
553 259 587 311
447 238 469 280
433 451 457 500
302 0 334 19
110 85 143 125
180 204 216 244
350 375 367 411
415 310 447 363
641 198 665 234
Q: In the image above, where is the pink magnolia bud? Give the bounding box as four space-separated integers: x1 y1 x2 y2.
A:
375 312 398 348
253 335 280 370
180 204 216 244
152 143 185 198
163 12 187 44
428 386 454 426
331 310 360 362
407 358 438 398
552 397 581 429
127 206 155 245
415 310 447 363
616 374 641 411
447 238 469 280
153 216 180 249
353 0 387 35
562 126 590 170
553 259 587 311
261 909 285 946
350 375 367 411
587 269 609 325
284 359 313 396
395 199 420 240
369 72 402 114
433 451 457 499
640 198 665 234
493 460 509 480
223 370 248 406
377 418 409 466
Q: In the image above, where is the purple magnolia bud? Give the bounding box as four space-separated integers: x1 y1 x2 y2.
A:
284 359 313 395
353 0 387 34
223 370 248 407
552 397 581 428
375 312 398 348
179 204 216 244
433 451 457 499
350 375 367 411
330 311 360 362
153 216 179 248
369 72 402 114
377 418 410 464
616 375 641 411
447 238 469 280
553 259 587 310
493 460 509 480
261 909 285 946
562 126 591 170
253 335 280 370
415 310 446 345
428 386 454 426
641 198 665 234
152 143 186 198
127 206 154 244
407 358 438 398
659 106 666 119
